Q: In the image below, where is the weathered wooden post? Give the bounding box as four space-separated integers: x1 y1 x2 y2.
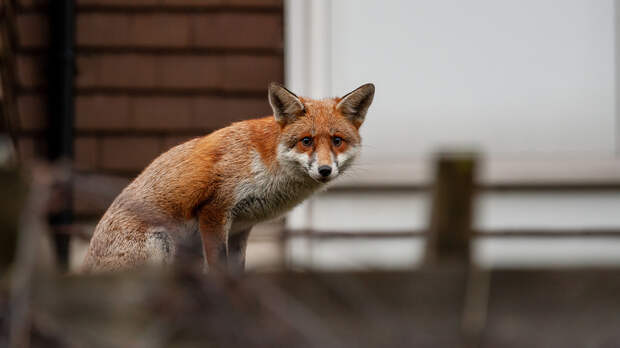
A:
424 152 490 348
424 151 477 265
0 137 26 271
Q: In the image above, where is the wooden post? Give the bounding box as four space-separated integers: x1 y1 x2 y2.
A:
0 166 26 271
0 136 26 270
425 152 477 266
424 152 484 347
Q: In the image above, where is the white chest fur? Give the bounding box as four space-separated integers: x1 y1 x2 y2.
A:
231 153 319 226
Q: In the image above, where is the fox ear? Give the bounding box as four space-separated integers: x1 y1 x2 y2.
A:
268 82 304 125
336 83 375 127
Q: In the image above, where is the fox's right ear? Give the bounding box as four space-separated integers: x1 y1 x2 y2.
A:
337 83 375 128
268 83 304 125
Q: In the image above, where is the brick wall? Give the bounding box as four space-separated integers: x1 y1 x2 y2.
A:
12 0 284 220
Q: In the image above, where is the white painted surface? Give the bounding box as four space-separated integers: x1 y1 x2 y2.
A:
290 191 620 232
287 237 425 271
330 0 616 161
283 0 620 270
284 0 308 94
284 0 332 98
288 192 429 231
285 191 620 270
286 236 620 270
473 237 620 268
476 192 620 230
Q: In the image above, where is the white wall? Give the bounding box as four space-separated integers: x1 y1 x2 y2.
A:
284 0 620 269
330 0 616 162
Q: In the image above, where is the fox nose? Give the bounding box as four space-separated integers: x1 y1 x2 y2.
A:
318 165 332 178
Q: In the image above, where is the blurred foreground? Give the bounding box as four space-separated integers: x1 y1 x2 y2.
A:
2 154 620 348
3 268 620 348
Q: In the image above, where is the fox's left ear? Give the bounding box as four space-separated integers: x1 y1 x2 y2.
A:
269 82 305 125
337 83 375 127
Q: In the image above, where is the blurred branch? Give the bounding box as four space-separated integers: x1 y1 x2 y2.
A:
9 164 52 348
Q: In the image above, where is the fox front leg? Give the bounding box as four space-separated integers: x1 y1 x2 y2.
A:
228 228 251 274
198 209 230 272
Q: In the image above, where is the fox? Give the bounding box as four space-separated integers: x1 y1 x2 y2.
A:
82 82 375 273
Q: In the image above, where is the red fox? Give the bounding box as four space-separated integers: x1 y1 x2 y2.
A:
82 82 375 273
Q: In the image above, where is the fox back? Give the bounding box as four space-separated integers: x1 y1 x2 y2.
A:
82 83 375 273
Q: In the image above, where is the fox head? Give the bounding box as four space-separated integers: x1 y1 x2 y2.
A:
268 83 375 183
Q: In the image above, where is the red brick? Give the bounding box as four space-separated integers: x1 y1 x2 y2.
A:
17 95 46 131
75 52 284 90
78 55 226 89
131 14 191 47
191 97 226 129
74 137 98 171
161 0 281 6
16 136 47 164
162 135 197 150
16 55 45 88
73 174 130 216
224 98 271 119
159 55 220 88
100 136 161 171
73 188 107 216
77 14 192 48
76 96 130 130
191 97 270 129
222 56 282 90
77 55 157 88
103 55 158 88
160 0 224 5
16 14 48 48
78 0 283 8
131 97 193 130
16 137 37 163
73 190 103 216
192 13 282 48
156 0 280 5
77 14 130 47
226 0 282 6
17 0 48 8
23 0 280 9
77 0 159 5
75 55 100 87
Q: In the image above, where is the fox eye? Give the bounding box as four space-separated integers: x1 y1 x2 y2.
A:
300 137 313 147
332 136 343 147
